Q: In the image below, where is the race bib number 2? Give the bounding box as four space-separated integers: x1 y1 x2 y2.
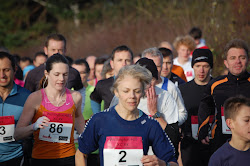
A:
104 136 143 166
39 112 73 143
0 116 15 143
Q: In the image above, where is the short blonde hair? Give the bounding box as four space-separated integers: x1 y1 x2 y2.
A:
111 64 152 97
173 35 196 52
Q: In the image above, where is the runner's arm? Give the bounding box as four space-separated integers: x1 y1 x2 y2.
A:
74 91 85 134
198 89 215 142
75 149 87 166
15 92 44 140
147 86 167 129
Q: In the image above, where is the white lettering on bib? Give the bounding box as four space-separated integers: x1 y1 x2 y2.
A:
39 112 73 143
191 115 214 140
0 116 15 143
103 136 143 166
221 106 231 134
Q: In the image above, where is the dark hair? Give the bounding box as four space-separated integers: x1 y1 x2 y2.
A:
34 51 48 60
95 57 107 65
65 56 73 66
224 96 250 120
110 45 133 60
72 58 90 74
189 27 202 39
0 46 9 53
101 59 113 79
158 47 173 60
39 53 69 89
224 39 249 60
12 54 22 80
0 52 16 71
134 53 142 59
20 57 32 64
44 33 66 48
12 54 21 63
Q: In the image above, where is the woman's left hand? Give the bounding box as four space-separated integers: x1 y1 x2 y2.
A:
141 155 166 166
146 85 158 115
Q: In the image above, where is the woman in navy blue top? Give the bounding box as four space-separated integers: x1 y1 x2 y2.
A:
76 65 177 166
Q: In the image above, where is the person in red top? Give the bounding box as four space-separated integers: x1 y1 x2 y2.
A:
189 27 209 49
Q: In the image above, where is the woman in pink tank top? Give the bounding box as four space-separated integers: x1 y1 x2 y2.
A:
15 54 85 166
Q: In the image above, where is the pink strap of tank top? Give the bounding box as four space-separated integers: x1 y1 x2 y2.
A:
41 88 74 112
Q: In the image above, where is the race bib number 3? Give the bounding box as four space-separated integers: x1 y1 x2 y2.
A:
221 106 231 134
39 112 73 143
103 136 143 166
0 116 15 143
191 115 214 140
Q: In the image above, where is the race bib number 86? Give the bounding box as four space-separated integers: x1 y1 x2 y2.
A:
39 112 73 143
103 136 143 166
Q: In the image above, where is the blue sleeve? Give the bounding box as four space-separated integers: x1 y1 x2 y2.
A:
208 150 223 166
150 121 177 163
91 100 101 114
208 156 222 166
78 114 99 154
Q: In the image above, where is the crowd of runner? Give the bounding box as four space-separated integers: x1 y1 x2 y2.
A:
0 27 249 166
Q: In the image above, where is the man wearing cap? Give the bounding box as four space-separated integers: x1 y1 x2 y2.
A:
197 39 250 154
110 58 180 158
179 48 213 166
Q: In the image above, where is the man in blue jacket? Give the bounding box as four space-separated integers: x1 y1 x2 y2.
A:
0 52 31 166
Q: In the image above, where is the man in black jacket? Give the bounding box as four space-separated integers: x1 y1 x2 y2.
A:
24 33 83 92
179 48 213 166
90 45 133 112
198 39 250 154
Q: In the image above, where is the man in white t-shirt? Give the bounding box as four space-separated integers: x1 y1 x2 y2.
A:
141 47 187 125
173 35 196 81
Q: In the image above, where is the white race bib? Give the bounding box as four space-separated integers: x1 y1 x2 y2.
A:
74 130 79 143
221 106 231 134
185 71 194 82
103 136 143 166
191 115 214 140
0 116 15 143
39 112 73 143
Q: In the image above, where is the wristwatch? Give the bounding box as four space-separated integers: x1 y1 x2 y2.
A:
152 112 161 118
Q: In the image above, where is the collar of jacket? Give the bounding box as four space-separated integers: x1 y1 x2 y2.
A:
227 70 250 82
